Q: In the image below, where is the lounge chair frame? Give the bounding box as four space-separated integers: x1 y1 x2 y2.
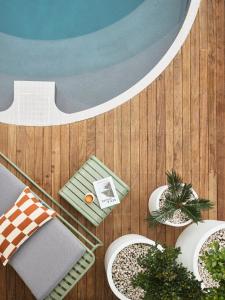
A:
0 152 103 300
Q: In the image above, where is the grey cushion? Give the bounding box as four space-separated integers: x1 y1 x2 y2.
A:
0 165 26 215
0 165 85 300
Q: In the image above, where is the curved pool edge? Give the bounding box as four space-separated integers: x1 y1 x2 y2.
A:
0 0 201 126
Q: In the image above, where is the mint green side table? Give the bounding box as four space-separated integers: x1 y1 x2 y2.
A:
59 156 130 226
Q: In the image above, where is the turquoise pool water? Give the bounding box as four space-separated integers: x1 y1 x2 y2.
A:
0 0 191 115
0 0 143 40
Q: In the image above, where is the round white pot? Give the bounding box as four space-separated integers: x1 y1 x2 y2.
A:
148 185 198 227
105 234 160 300
176 220 225 282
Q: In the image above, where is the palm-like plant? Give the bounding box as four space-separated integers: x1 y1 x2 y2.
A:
148 170 213 226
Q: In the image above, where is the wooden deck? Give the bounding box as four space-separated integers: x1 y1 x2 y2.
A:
0 0 224 299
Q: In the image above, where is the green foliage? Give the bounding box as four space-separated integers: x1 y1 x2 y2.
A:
204 281 225 300
166 169 183 194
148 170 213 226
200 241 225 282
200 241 225 299
132 243 204 300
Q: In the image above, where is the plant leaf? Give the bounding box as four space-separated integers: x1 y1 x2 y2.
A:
181 204 202 223
197 198 214 209
166 170 182 195
147 206 177 226
176 183 193 204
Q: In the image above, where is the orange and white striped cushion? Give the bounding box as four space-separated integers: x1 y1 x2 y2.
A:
0 187 56 266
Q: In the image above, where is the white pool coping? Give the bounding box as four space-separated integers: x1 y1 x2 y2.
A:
0 0 201 126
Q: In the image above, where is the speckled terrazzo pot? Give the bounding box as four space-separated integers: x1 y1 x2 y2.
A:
105 234 159 300
176 220 225 285
148 185 198 227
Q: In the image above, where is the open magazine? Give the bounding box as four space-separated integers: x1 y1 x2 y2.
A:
93 177 120 209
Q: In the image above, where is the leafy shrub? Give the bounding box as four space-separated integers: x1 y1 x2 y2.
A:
200 241 225 282
148 170 213 226
200 241 225 300
204 282 225 300
132 243 204 300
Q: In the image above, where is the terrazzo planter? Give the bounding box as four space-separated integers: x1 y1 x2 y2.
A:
105 234 158 300
176 220 225 284
148 185 198 227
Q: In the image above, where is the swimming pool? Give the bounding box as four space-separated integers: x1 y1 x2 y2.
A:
0 0 143 40
0 0 200 126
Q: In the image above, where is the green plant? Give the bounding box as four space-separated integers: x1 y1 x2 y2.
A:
204 282 225 300
200 241 225 282
148 170 213 226
200 241 225 300
132 243 204 300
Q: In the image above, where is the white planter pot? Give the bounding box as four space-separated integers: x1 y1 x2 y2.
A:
148 185 198 227
176 220 225 282
105 234 160 300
